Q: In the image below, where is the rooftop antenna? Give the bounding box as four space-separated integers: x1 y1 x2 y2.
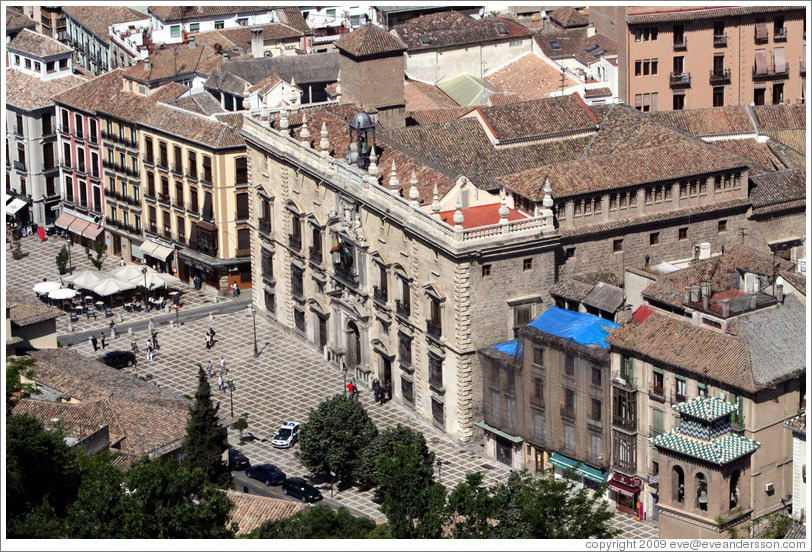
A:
559 65 567 95
738 227 748 245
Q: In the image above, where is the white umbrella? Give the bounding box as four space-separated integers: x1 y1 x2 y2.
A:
89 278 137 297
109 265 156 282
33 281 61 294
65 270 108 290
143 272 179 289
48 288 77 300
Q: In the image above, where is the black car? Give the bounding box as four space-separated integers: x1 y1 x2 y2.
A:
282 477 323 503
245 464 286 486
100 350 136 368
228 449 250 471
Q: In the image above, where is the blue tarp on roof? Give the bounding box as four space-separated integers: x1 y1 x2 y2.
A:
527 306 619 348
492 339 518 356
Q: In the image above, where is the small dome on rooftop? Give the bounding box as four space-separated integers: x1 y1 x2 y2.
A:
349 109 374 130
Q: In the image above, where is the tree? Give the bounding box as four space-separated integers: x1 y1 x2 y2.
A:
234 417 248 443
376 442 447 539
490 469 618 539
6 356 40 416
6 414 82 537
249 505 376 539
445 472 496 538
296 394 378 485
182 367 230 487
11 233 24 260
64 451 127 538
355 424 434 489
85 240 107 270
56 244 69 274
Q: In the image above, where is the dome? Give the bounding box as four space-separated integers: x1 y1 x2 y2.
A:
349 110 374 130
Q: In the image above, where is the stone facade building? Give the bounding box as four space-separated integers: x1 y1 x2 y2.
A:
61 6 148 74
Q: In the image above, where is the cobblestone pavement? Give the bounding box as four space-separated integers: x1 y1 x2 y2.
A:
6 234 231 337
61 303 659 538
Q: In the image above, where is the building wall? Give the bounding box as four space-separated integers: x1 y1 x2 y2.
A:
65 17 111 75
57 105 106 224
339 52 406 110
791 432 806 520
404 38 533 82
150 11 279 45
12 319 59 350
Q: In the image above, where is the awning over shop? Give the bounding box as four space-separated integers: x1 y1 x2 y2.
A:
549 453 608 483
54 212 76 229
609 478 641 497
82 223 104 240
6 198 27 216
68 217 91 235
474 420 524 444
140 239 174 260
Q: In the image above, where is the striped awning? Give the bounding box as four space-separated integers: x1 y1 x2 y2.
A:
54 212 75 229
140 239 174 260
82 222 104 240
549 453 609 483
68 217 91 235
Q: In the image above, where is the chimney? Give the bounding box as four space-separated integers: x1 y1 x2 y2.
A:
776 284 784 303
749 294 758 310
683 287 691 304
702 291 710 311
689 285 700 303
188 35 196 48
144 56 151 71
587 23 596 38
251 28 263 58
720 299 731 318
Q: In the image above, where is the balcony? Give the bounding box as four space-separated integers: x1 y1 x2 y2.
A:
174 234 186 246
426 320 442 339
774 27 787 42
288 235 302 252
529 394 545 410
612 415 636 432
173 200 185 210
754 31 768 44
395 299 411 318
730 417 745 433
201 171 213 185
308 246 322 264
586 417 603 431
649 384 666 402
669 72 692 88
59 125 70 135
13 161 26 172
671 391 687 404
171 164 183 176
713 33 727 47
709 68 731 84
333 264 359 287
186 171 198 182
753 63 789 80
258 219 271 235
235 210 250 222
673 37 687 51
157 193 171 206
560 405 576 421
613 456 636 475
801 59 806 76
291 278 304 299
373 286 388 304
235 248 251 258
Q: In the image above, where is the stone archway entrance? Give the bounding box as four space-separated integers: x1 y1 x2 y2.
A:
346 321 361 370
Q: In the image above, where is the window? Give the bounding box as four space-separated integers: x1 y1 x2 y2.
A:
718 220 727 233
643 59 650 75
173 145 182 173
673 24 685 45
697 383 708 397
565 353 575 376
514 305 531 328
650 232 660 245
15 114 24 136
635 60 642 76
236 193 249 220
773 83 784 105
235 157 248 184
431 398 444 426
754 88 766 106
592 367 602 387
25 58 31 69
145 137 154 164
189 23 200 33
264 289 276 313
159 141 168 167
429 353 443 388
65 176 74 202
675 375 687 402
673 94 685 110
170 25 181 38
214 20 224 29
176 215 185 241
564 388 575 410
482 264 491 277
620 355 634 385
401 377 414 404
710 86 724 107
202 155 212 182
17 144 26 166
679 227 688 240
236 18 248 26
533 346 544 366
74 113 83 138
533 377 543 401
651 59 658 74
652 368 664 395
398 333 412 367
523 258 533 271
89 119 97 143
591 399 602 423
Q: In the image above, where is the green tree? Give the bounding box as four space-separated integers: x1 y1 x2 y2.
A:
296 394 378 485
355 424 434 489
376 442 447 539
6 414 82 537
249 505 376 539
85 240 107 270
182 367 230 487
56 244 69 274
491 469 618 539
234 417 248 443
446 472 496 538
6 356 40 416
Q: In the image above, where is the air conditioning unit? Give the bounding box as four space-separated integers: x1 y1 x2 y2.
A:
764 482 774 493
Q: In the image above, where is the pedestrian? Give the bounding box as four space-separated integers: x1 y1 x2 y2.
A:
152 332 160 349
372 378 380 403
110 321 118 339
347 380 354 397
119 258 126 267
205 332 211 349
384 381 391 403
91 334 98 351
100 332 106 350
218 375 224 392
146 341 153 361
220 357 226 376
207 359 213 379
232 281 240 297
193 274 201 290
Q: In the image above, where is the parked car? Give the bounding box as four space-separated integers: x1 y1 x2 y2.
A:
271 422 301 449
99 350 136 368
45 225 57 236
228 449 250 471
282 477 323 503
245 464 286 486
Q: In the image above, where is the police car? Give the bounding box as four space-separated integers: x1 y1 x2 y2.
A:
271 422 301 449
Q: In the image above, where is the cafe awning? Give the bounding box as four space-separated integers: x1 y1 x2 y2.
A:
549 453 608 483
609 477 642 497
140 239 174 260
82 222 104 240
68 217 91 235
473 420 524 444
54 212 76 229
6 198 27 216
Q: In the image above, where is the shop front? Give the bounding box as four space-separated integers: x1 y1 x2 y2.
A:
608 471 644 516
474 420 525 471
140 238 176 274
6 197 31 229
549 452 609 491
54 209 104 248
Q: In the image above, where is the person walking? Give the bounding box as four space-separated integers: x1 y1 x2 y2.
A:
152 332 160 350
232 281 240 297
372 378 381 403
205 331 211 349
384 381 391 403
346 380 354 398
91 334 98 351
146 340 153 362
218 375 225 392
220 357 226 376
207 359 213 379
119 258 126 267
110 321 118 339
99 332 106 350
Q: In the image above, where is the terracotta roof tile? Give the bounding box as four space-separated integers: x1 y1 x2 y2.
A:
394 12 531 51
124 39 225 84
275 7 311 35
5 69 87 111
334 23 407 58
205 53 339 95
478 94 598 143
486 53 578 102
751 104 806 131
765 130 806 157
149 6 279 22
7 290 65 326
6 7 37 34
785 414 806 436
749 168 805 208
585 104 695 157
573 271 622 287
404 79 458 111
406 107 475 125
8 28 73 58
651 106 756 137
225 490 306 535
584 87 612 99
205 22 303 53
710 139 785 172
779 270 806 297
548 6 589 28
626 6 801 24
62 6 146 43
549 278 594 302
535 28 617 66
437 204 526 229
52 68 127 113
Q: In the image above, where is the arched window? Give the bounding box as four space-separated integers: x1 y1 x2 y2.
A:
696 472 708 511
673 466 685 504
729 470 740 509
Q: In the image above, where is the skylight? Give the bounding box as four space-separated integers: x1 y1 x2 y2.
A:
585 44 599 52
551 41 562 50
495 22 507 35
592 49 606 57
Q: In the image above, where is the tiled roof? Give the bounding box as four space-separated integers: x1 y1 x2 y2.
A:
582 282 625 313
584 104 694 157
710 139 785 173
6 7 37 34
765 130 806 156
52 68 127 113
147 81 189 102
149 6 278 22
62 6 146 43
205 22 303 53
749 168 806 208
785 414 806 436
394 12 531 51
124 39 225 84
548 6 589 28
485 52 578 102
478 94 598 143
779 270 806 297
7 290 65 326
8 28 73 58
406 106 475 125
225 490 305 535
584 87 612 99
404 79 458 111
334 23 407 58
205 53 339 95
535 28 617 66
651 107 755 137
437 74 499 107
650 429 760 465
549 278 594 302
783 519 806 540
5 69 87 111
751 104 806 131
574 271 622 288
627 6 800 24
164 92 226 116
673 396 737 421
245 73 284 96
275 6 311 35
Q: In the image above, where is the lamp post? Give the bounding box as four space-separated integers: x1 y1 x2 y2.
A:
66 236 73 272
249 304 258 357
436 459 443 484
227 379 235 418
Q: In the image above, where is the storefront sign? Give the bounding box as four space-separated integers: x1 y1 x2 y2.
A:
613 472 643 489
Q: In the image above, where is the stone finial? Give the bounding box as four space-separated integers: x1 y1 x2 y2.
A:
388 161 399 190
453 199 464 231
289 77 299 104
279 107 290 134
409 173 420 207
542 177 553 208
431 182 441 218
299 113 310 146
260 105 270 121
334 69 342 99
368 148 378 177
319 122 330 156
499 188 509 224
241 97 251 110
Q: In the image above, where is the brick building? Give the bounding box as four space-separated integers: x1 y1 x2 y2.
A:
589 5 806 110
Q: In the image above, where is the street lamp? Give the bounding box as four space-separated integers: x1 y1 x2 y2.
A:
66 236 73 272
226 379 236 418
436 459 444 484
249 304 258 357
